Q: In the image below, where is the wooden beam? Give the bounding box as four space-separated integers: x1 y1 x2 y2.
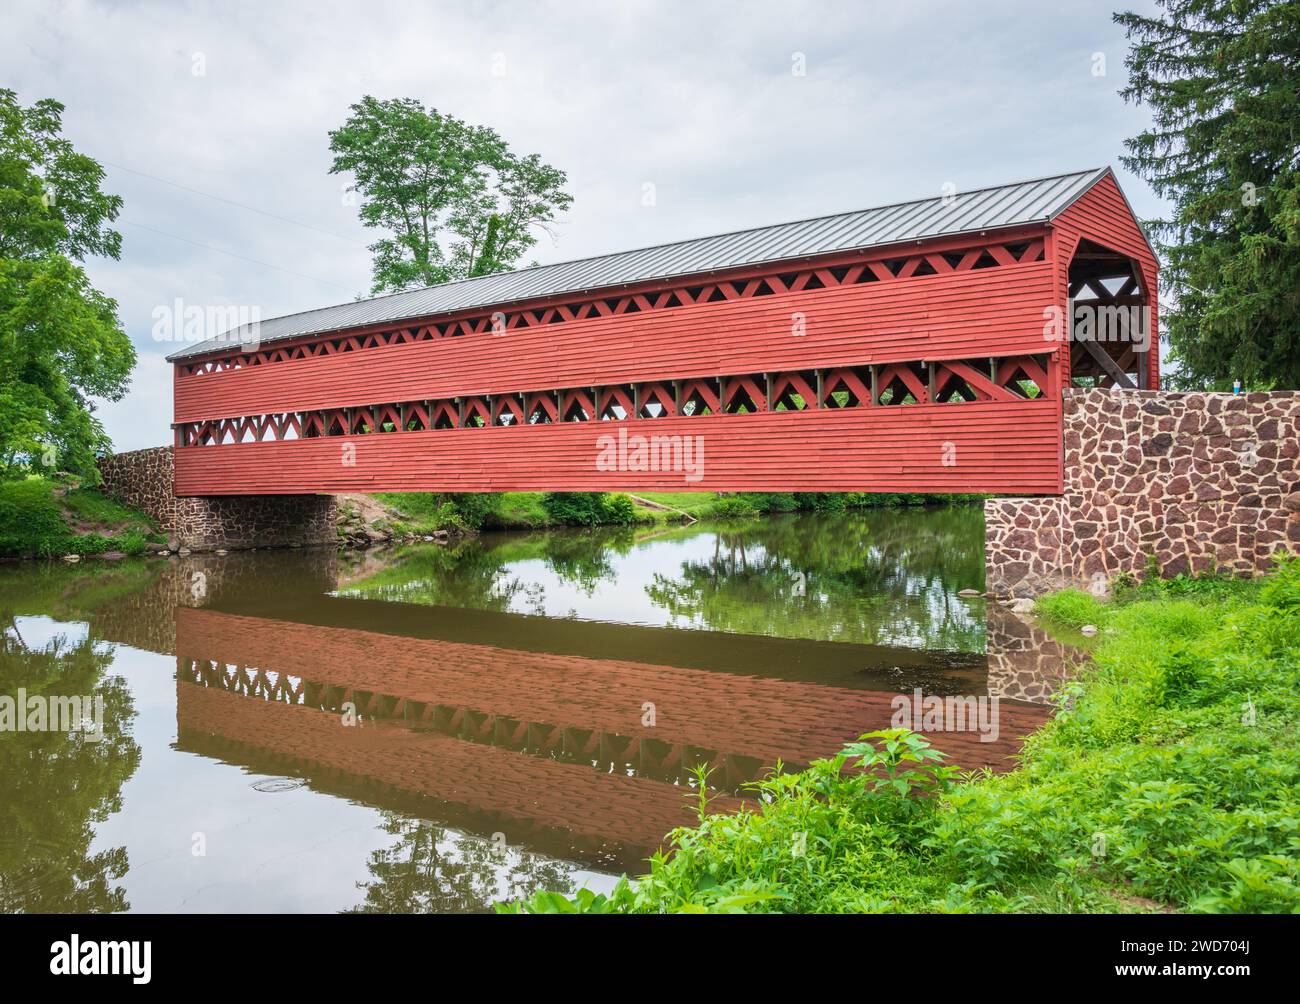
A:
1076 337 1136 389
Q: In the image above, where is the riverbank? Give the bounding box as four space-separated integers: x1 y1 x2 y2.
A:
0 477 164 560
502 558 1300 914
378 490 986 533
2 481 985 561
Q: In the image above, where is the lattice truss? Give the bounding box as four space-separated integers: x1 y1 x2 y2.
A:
1067 238 1151 389
176 353 1055 446
178 657 771 790
177 237 1045 377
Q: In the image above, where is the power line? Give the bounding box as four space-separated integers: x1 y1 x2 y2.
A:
103 159 367 245
120 219 355 290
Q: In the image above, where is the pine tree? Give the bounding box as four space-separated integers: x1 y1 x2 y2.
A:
1116 0 1300 389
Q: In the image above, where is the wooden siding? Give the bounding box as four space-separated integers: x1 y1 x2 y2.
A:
173 398 1063 495
1051 173 1161 389
173 242 1055 424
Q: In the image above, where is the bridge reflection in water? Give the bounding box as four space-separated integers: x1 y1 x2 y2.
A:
166 551 1073 870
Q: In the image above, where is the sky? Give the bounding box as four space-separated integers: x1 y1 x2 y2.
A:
3 0 1165 451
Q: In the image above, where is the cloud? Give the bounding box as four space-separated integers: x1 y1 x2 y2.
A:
2 0 1163 452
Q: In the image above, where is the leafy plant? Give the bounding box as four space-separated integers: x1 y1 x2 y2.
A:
0 90 134 479
329 96 573 294
499 554 1300 915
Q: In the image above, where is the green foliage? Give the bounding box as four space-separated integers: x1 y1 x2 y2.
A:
708 495 759 518
540 491 637 526
61 487 156 534
375 491 496 532
1113 565 1261 605
1035 588 1105 628
329 95 573 294
442 492 496 530
503 559 1300 914
724 491 983 516
0 479 157 558
603 493 637 525
0 478 69 556
1259 553 1300 613
0 90 134 479
1116 1 1300 389
0 89 123 263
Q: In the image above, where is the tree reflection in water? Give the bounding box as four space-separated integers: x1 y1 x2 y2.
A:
342 508 987 651
647 509 986 649
347 815 578 914
0 613 140 913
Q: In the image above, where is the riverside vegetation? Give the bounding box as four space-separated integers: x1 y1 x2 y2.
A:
376 490 983 534
0 476 162 560
501 557 1300 914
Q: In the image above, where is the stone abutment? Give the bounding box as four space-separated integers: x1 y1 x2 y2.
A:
97 446 336 551
986 389 1300 597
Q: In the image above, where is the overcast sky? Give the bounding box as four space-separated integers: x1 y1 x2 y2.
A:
4 0 1165 451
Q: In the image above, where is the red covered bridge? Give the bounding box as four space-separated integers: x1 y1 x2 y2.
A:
167 167 1157 496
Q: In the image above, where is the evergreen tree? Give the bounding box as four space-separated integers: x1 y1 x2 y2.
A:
1116 0 1300 389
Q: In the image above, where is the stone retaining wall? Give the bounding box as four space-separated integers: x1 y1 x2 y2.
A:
98 446 336 551
987 389 1300 597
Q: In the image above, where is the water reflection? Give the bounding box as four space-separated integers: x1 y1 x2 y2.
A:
338 509 987 650
0 510 1081 913
0 609 140 912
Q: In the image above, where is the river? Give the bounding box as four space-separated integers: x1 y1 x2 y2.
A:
0 507 1077 913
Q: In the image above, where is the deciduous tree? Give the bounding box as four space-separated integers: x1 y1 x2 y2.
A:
0 89 134 478
329 96 572 294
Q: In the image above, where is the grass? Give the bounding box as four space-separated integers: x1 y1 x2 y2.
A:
501 557 1300 914
378 490 660 531
376 490 985 532
487 492 552 529
0 477 161 559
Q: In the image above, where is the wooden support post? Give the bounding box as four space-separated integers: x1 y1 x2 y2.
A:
1077 337 1136 389
870 365 879 405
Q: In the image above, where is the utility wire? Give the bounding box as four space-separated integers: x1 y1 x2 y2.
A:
121 219 355 291
102 159 367 245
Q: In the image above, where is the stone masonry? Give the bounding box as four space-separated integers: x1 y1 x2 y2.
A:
98 446 336 551
986 389 1300 597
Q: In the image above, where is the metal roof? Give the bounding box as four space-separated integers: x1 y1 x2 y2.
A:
167 166 1110 361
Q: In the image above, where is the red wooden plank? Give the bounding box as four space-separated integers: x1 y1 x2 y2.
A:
174 399 1062 496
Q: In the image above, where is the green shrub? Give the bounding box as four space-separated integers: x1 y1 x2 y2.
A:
708 496 759 518
0 479 70 557
541 492 617 526
375 492 491 532
501 557 1300 915
445 492 495 529
1035 588 1105 628
1260 553 1300 613
603 493 638 525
